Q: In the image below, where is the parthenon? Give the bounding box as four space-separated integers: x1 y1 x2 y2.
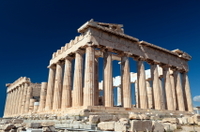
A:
3 19 193 118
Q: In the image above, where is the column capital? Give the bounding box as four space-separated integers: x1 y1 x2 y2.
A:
132 56 145 61
65 56 74 61
75 49 85 55
146 59 160 65
48 64 56 69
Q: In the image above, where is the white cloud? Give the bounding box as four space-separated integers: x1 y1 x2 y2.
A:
193 95 200 102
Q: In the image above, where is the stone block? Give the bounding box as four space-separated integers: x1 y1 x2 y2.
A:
182 117 188 124
139 114 150 120
130 120 152 131
12 119 23 124
119 118 129 125
26 123 41 128
97 121 115 131
152 122 164 132
41 122 55 127
89 115 99 124
9 129 16 132
82 124 96 130
188 116 195 125
99 115 113 122
162 118 179 124
42 126 55 132
114 122 127 132
163 123 177 131
129 113 140 120
193 114 200 124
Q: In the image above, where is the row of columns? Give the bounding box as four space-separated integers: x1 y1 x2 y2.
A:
43 45 193 112
4 82 33 117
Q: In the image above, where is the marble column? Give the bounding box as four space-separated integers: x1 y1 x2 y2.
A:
38 82 47 112
17 85 23 114
163 66 174 110
3 92 9 117
121 56 131 108
94 57 99 106
29 99 36 113
182 72 193 112
174 70 185 111
135 81 139 108
146 81 153 109
24 86 33 113
53 62 63 110
45 65 56 111
61 57 72 109
117 87 122 106
151 64 162 110
9 90 14 116
137 60 148 109
103 51 113 107
170 72 177 110
73 51 83 107
21 83 28 113
84 46 95 106
13 88 18 115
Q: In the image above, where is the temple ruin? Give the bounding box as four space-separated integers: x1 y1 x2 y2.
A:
3 20 193 118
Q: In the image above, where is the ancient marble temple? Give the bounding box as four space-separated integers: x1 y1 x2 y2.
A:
3 20 193 117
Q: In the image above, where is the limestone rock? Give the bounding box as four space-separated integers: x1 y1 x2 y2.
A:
162 118 179 124
97 121 115 131
152 122 164 132
89 115 99 124
99 115 113 122
42 126 56 132
139 114 150 120
193 114 200 124
188 116 195 125
130 120 152 131
114 122 127 132
12 119 23 124
119 118 129 125
26 123 41 128
163 123 177 131
129 113 140 120
41 122 55 127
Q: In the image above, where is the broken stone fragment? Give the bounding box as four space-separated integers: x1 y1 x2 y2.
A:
162 118 179 124
129 113 140 120
97 121 115 131
89 115 99 124
130 120 152 132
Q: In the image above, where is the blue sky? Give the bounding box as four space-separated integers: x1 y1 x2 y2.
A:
0 0 200 116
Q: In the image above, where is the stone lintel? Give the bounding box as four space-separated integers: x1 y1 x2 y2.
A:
7 77 31 93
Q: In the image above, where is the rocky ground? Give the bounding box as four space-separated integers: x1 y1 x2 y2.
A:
1 112 200 132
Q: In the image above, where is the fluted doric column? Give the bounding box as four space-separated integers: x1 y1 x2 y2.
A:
163 66 174 110
38 82 47 112
73 51 84 107
137 59 148 109
121 56 131 108
24 86 33 113
84 46 95 106
53 62 63 110
151 64 162 110
182 72 193 112
170 71 177 110
9 90 14 116
3 92 9 117
135 81 139 108
13 88 19 115
174 70 185 111
29 99 35 113
61 57 73 109
45 65 56 111
94 57 99 106
17 85 23 114
103 51 113 107
146 81 153 109
21 83 28 113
